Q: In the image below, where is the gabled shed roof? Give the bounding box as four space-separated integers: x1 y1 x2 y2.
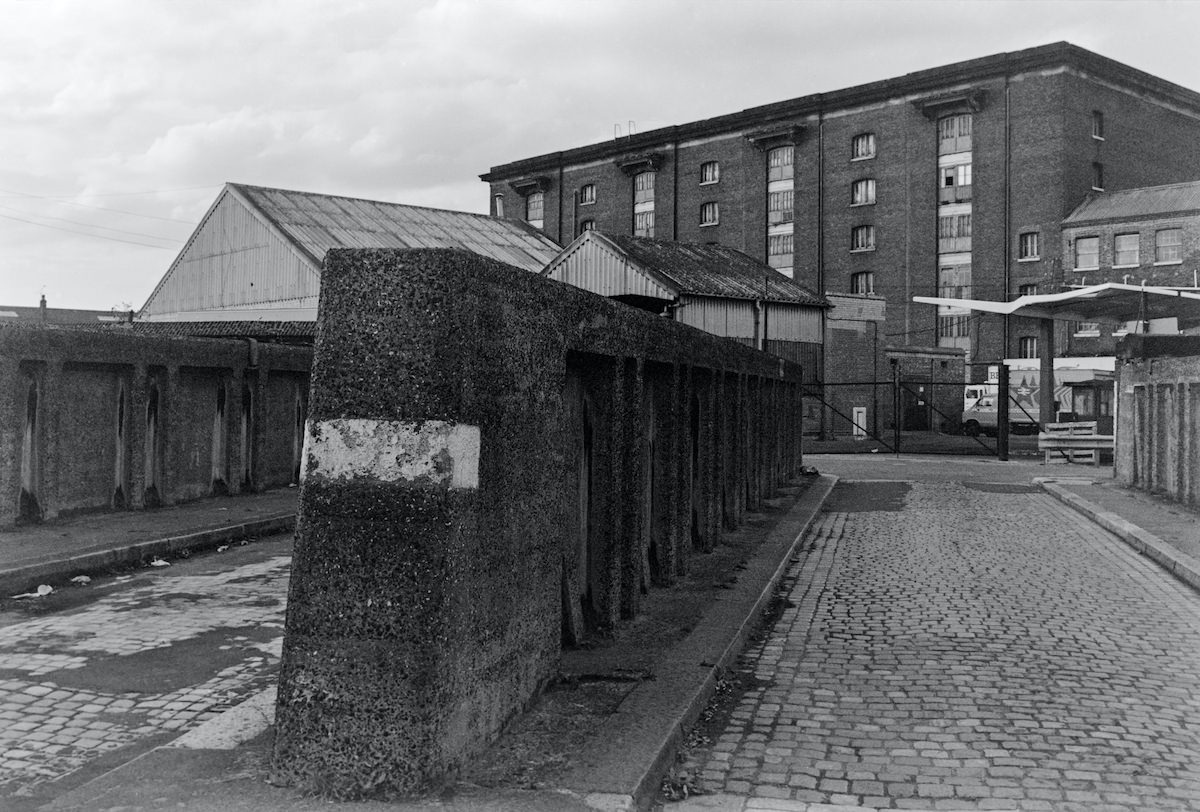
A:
545 231 827 306
231 183 561 272
139 183 563 322
1064 180 1200 225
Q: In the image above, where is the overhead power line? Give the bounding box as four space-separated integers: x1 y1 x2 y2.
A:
0 211 179 249
0 187 196 224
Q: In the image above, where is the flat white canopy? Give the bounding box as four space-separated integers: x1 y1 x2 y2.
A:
915 282 1200 325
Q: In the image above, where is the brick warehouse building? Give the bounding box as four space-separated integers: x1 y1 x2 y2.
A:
481 43 1200 379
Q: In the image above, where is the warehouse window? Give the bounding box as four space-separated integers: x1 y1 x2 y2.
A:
768 189 794 224
700 161 720 185
700 202 719 226
633 171 655 237
579 184 596 205
767 230 793 271
767 146 794 181
1092 110 1105 140
525 191 544 229
1114 233 1140 267
937 214 972 253
1092 162 1105 192
851 179 876 206
851 225 875 252
1018 336 1038 359
1018 232 1040 261
850 271 874 294
1156 228 1182 263
851 132 875 160
493 194 505 218
938 315 970 338
1074 236 1099 270
578 219 595 236
1018 283 1038 296
938 113 972 154
939 163 972 204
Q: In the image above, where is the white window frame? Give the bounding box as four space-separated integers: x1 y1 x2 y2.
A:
1018 336 1038 359
851 133 876 161
525 191 544 229
700 161 720 185
579 184 596 206
767 146 794 182
851 225 875 253
493 194 505 218
1018 232 1040 261
700 201 719 227
767 228 794 272
1092 110 1105 141
1092 162 1104 192
851 271 874 295
1113 233 1140 268
850 178 876 206
1155 228 1183 264
1074 236 1099 271
1018 283 1038 297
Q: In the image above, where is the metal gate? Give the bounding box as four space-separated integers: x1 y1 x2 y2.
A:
802 371 1041 458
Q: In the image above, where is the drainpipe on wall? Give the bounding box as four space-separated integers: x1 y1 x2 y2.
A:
753 299 763 350
817 111 825 295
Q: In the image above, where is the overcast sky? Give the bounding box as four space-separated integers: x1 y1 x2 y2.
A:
4 0 1200 311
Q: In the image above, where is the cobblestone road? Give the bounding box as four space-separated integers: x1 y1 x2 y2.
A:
0 540 289 805
677 479 1200 811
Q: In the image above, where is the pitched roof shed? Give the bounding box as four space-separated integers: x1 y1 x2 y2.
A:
139 183 562 322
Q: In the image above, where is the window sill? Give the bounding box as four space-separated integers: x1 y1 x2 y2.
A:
849 202 876 208
699 222 719 228
699 180 719 187
579 200 595 207
1112 263 1140 270
850 247 876 254
1092 186 1105 192
851 155 875 162
1154 260 1184 266
1017 257 1040 263
1073 267 1099 273
1093 135 1106 142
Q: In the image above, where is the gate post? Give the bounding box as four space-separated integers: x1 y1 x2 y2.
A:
998 362 1010 461
891 359 901 454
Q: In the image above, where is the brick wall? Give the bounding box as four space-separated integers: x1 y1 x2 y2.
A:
484 52 1200 371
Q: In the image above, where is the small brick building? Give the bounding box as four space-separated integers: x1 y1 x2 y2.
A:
1061 180 1200 356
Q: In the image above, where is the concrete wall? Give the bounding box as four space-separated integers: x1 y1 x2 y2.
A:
0 326 312 527
1114 336 1200 506
271 247 805 798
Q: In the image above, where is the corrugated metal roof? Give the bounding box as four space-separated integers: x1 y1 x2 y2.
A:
231 183 562 272
603 234 827 306
1064 180 1200 224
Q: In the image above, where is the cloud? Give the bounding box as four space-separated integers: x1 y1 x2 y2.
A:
3 0 1200 308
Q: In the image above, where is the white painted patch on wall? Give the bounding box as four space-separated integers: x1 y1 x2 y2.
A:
302 419 480 489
